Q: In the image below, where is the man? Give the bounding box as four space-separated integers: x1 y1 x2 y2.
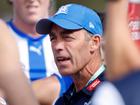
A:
91 0 140 105
6 0 72 104
36 3 105 105
0 19 39 105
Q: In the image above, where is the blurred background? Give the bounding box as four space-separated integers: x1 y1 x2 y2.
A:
0 0 105 20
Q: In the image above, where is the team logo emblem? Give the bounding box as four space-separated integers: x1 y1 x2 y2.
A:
55 4 72 15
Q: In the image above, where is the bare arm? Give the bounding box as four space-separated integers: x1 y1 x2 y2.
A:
32 75 60 105
0 19 39 105
104 0 140 80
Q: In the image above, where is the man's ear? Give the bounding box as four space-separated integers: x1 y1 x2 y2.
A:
90 35 101 53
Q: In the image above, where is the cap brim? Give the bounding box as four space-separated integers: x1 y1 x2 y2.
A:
36 19 52 34
36 17 82 34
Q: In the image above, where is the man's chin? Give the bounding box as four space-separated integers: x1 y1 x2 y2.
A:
59 70 71 76
25 17 39 24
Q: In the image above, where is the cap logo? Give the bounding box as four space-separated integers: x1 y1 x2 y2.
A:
55 4 72 15
89 22 95 29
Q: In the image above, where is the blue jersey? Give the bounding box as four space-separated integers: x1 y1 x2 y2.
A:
8 21 59 81
7 21 73 96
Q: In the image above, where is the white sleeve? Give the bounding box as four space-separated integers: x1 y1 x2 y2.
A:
91 81 125 105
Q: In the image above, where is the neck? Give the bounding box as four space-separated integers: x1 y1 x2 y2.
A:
72 51 102 92
12 18 40 38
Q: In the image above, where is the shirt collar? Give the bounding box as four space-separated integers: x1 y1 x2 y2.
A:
83 64 106 96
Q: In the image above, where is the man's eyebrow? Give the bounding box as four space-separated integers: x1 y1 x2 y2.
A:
61 30 74 35
49 31 55 36
61 29 81 35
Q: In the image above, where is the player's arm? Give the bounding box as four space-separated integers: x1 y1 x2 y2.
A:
32 75 61 105
104 0 140 80
0 19 39 105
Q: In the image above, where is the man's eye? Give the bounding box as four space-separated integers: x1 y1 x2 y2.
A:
64 36 70 38
49 32 55 41
50 36 55 41
63 36 71 39
63 36 75 41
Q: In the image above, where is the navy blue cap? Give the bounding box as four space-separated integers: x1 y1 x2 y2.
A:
36 3 103 36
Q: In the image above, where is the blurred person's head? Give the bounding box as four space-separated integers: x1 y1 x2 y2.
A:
36 4 103 76
9 0 54 25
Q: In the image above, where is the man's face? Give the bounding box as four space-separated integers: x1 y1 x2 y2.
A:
49 25 93 76
11 0 50 24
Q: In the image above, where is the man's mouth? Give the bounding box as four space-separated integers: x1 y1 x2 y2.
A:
56 56 70 62
55 56 71 66
26 4 38 9
26 5 38 11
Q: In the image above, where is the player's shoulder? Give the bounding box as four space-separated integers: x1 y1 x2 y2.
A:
113 70 140 87
0 19 4 23
112 71 140 105
0 19 8 27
